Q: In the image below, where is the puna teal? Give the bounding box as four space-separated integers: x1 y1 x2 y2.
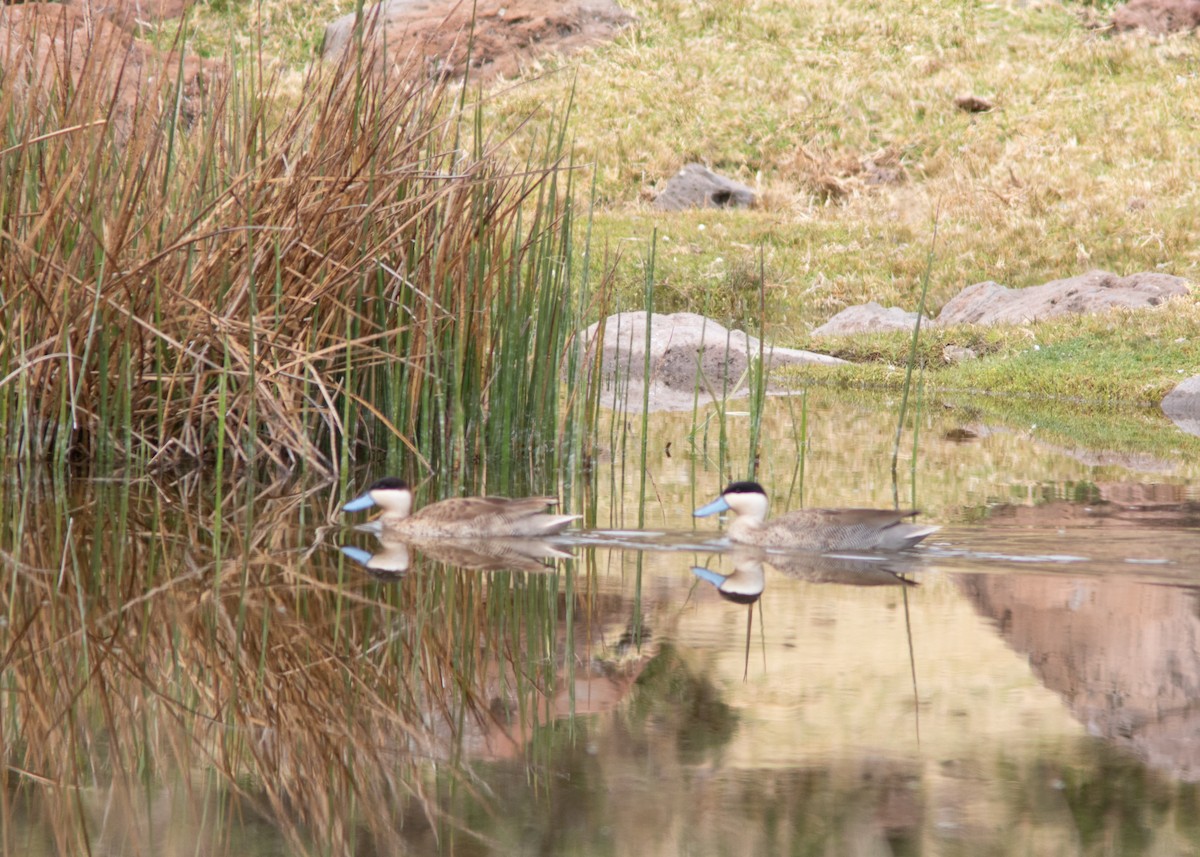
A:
342 477 580 538
694 481 937 551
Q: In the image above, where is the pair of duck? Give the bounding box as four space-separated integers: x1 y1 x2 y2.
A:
342 478 937 551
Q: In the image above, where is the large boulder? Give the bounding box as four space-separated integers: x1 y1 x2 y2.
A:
1111 0 1200 33
583 312 844 412
810 301 922 337
934 270 1190 327
58 0 194 29
653 164 756 211
322 0 634 81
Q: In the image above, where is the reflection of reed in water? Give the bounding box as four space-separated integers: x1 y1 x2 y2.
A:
0 475 644 854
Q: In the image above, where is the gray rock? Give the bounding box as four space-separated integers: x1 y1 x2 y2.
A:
653 164 756 211
583 312 844 412
941 345 978 363
1162 376 1200 437
935 270 1190 327
811 302 922 337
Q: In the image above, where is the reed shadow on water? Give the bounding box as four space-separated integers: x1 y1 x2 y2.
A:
0 467 633 854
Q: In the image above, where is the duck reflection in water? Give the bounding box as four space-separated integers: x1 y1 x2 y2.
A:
340 536 574 577
693 547 921 679
692 547 920 603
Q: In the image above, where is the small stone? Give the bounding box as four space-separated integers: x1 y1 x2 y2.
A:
954 94 994 113
811 302 921 337
1162 376 1200 437
942 345 978 363
653 164 756 211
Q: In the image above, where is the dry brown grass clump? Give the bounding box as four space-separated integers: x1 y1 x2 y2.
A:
1 21 586 475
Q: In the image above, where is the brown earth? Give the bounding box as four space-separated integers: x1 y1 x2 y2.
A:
0 3 220 142
55 0 194 29
322 0 635 81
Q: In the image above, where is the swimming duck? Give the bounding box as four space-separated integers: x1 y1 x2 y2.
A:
694 481 937 551
342 477 580 538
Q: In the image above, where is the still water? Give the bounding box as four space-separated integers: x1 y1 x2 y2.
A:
4 391 1200 855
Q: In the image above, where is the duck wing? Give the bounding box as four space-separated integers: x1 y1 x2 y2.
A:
770 508 937 550
801 508 922 526
412 496 558 524
411 496 578 536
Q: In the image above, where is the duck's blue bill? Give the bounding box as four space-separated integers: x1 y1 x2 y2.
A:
342 492 377 512
691 566 728 587
339 546 374 566
693 496 731 517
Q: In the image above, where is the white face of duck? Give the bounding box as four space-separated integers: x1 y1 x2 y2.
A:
342 478 414 518
694 481 770 524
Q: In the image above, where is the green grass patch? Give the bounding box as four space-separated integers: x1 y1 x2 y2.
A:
788 299 1200 407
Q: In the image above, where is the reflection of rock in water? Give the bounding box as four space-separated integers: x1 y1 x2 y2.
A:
959 574 1200 780
982 483 1200 529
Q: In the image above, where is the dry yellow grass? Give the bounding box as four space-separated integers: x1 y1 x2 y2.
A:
475 0 1200 334
164 0 1200 338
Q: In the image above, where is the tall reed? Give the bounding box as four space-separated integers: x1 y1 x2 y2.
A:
0 13 591 482
890 211 940 494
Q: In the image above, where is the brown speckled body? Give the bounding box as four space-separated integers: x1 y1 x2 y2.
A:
727 507 935 550
381 495 578 538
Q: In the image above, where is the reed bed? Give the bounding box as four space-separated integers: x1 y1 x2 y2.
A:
0 19 592 482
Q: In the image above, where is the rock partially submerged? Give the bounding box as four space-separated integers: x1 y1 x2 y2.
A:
1161 376 1200 437
322 0 634 81
584 312 844 412
653 164 757 211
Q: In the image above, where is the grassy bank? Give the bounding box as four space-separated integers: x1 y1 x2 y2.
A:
487 0 1199 332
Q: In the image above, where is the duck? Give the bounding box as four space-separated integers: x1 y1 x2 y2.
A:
693 481 937 551
342 477 580 538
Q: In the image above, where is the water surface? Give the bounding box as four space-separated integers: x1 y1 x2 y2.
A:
4 392 1200 855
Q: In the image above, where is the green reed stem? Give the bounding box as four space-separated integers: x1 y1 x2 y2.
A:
890 209 940 490
638 234 656 528
911 365 926 512
747 247 767 479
